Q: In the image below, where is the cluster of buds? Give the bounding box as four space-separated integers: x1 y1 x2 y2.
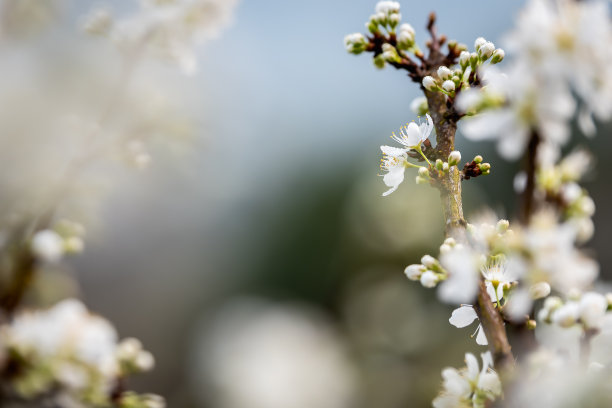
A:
405 238 459 288
462 155 491 179
536 150 595 241
416 150 462 184
344 33 368 55
538 292 612 331
422 37 504 97
117 337 156 375
0 299 164 407
396 23 416 50
345 1 421 72
31 219 86 263
366 1 401 33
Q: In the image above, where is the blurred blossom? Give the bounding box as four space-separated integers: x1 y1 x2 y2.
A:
192 298 356 408
106 0 239 74
0 299 159 405
505 350 612 407
0 0 64 39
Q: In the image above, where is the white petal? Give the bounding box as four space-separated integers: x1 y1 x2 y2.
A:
476 324 488 345
465 353 479 380
405 122 422 146
504 288 532 322
449 306 478 328
380 145 407 157
480 351 493 372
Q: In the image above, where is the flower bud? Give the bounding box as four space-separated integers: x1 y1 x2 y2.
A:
405 264 424 280
479 41 495 59
496 219 509 233
373 54 386 69
420 270 438 288
422 75 437 91
474 37 487 51
135 351 155 372
344 33 367 54
543 296 563 311
442 80 455 92
397 24 415 49
469 52 479 68
410 96 428 116
448 151 461 166
31 230 65 263
418 167 429 177
459 51 470 68
473 155 483 163
490 48 505 64
579 196 595 216
552 303 579 327
388 13 401 28
526 319 537 330
529 282 551 299
437 66 452 80
439 244 452 254
421 254 437 268
435 159 444 170
442 162 449 171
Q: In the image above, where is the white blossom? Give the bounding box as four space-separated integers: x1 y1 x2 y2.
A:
379 145 409 196
438 246 480 304
433 352 501 407
390 114 434 149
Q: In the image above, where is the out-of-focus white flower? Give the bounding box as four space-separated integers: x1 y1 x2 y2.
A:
579 292 608 329
438 246 480 304
83 8 113 36
462 0 612 163
109 0 239 74
449 305 488 346
1 299 158 403
433 352 501 408
194 299 356 408
31 230 65 263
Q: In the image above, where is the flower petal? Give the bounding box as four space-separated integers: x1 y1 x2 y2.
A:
465 353 479 380
476 324 488 346
449 305 478 328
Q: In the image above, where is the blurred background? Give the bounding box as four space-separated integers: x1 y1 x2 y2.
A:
4 0 612 407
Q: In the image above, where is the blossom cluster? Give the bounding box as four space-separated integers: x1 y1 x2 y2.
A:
0 299 162 407
83 0 239 75
458 0 612 164
422 37 504 98
348 0 612 406
433 352 501 408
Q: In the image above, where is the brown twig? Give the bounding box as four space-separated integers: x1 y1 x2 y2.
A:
521 131 540 223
